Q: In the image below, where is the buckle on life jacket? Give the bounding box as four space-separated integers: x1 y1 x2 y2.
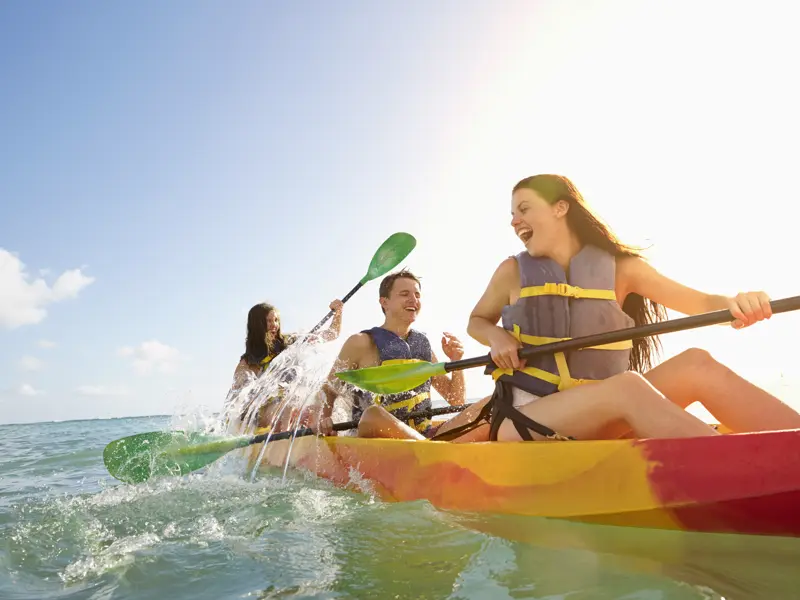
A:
555 282 575 297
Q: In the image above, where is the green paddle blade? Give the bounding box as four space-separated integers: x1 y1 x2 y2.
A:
361 232 417 283
336 361 447 395
103 430 253 484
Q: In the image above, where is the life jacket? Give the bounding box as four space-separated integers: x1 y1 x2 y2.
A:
351 327 434 434
485 244 634 396
431 245 633 443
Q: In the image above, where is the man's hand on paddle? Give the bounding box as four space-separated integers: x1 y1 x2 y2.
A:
318 416 336 436
305 410 336 436
294 400 338 437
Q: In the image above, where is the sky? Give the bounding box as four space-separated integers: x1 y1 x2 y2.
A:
2 1 799 425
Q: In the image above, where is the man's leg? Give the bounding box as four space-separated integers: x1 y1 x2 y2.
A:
357 405 426 440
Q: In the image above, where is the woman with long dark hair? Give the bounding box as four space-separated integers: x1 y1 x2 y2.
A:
230 299 343 427
437 174 800 442
357 174 800 442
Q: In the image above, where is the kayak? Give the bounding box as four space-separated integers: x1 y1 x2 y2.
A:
249 427 800 538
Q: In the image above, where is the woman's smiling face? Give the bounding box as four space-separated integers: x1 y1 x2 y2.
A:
510 187 567 256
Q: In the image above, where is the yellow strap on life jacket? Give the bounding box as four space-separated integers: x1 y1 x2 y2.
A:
374 391 433 433
491 364 562 384
492 324 628 392
519 282 617 301
380 358 426 366
513 329 633 352
410 418 432 431
371 359 431 432
491 363 595 391
378 391 430 413
491 280 625 392
372 396 431 432
553 351 582 390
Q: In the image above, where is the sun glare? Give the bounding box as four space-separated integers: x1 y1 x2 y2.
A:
403 2 800 412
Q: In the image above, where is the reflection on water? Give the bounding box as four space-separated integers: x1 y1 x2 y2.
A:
448 510 800 599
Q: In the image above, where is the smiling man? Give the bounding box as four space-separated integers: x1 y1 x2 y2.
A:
317 269 466 438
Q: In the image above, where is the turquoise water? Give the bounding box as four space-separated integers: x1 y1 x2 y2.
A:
2 416 798 599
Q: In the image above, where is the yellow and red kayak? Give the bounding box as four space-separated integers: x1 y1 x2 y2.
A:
252 428 800 538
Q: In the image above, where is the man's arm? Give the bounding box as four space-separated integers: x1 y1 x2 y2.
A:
317 333 370 432
429 333 466 406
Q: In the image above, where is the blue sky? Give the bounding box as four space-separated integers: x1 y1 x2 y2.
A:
3 1 800 425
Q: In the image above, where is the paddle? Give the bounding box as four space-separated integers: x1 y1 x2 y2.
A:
308 232 417 333
103 403 468 484
336 295 800 395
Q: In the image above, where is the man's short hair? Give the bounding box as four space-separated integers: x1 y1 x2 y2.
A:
378 270 421 313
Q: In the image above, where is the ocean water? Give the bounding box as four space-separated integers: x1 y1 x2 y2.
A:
1 416 798 600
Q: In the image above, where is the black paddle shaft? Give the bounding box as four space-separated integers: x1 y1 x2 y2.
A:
246 402 470 446
444 295 800 373
309 281 364 333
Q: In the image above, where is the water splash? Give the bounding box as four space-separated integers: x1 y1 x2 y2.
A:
213 332 355 482
6 469 357 588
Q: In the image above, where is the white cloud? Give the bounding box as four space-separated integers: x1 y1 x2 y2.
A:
117 340 184 375
37 340 56 349
18 383 44 397
17 355 43 371
76 385 131 397
0 249 95 329
51 268 94 300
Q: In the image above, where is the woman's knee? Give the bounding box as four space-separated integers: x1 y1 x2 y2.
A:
602 371 660 409
674 347 718 370
605 370 651 392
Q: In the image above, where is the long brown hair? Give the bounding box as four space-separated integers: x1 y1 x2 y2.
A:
242 303 290 365
512 174 667 372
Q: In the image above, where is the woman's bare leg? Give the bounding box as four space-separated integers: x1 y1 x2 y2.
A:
644 348 800 433
357 405 426 440
497 371 720 442
428 395 492 443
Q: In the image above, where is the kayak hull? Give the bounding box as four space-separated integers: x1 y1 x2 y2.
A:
252 428 800 538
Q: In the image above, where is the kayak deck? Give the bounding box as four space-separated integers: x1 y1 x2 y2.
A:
251 429 800 538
